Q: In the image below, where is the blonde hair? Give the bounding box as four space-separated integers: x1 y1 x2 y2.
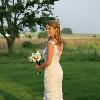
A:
47 20 62 45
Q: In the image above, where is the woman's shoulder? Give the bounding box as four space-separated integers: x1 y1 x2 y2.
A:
48 40 55 45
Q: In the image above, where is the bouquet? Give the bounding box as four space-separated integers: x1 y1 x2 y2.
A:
28 50 44 75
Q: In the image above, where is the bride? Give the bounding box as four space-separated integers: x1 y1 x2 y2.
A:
36 20 63 100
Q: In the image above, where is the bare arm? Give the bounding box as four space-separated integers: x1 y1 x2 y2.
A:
37 41 54 69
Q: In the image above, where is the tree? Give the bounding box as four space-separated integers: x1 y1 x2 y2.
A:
61 27 72 34
0 0 59 53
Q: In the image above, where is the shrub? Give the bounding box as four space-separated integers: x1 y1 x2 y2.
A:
37 31 47 38
26 35 32 39
22 41 33 48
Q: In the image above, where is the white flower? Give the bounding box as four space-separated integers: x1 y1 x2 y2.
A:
28 51 43 63
36 51 42 62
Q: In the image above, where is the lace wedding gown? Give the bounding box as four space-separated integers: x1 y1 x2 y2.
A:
42 40 63 100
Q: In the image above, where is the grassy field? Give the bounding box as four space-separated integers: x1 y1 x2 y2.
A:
0 35 100 100
0 54 100 100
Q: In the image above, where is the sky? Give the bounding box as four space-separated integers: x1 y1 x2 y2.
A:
53 0 100 34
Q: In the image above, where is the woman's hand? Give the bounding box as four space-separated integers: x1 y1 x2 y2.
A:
35 64 41 75
36 63 44 70
35 64 41 70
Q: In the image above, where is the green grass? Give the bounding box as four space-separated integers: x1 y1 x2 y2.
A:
62 61 100 100
0 55 100 100
0 44 100 100
0 62 43 100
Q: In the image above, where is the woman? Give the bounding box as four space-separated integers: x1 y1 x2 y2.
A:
36 20 63 100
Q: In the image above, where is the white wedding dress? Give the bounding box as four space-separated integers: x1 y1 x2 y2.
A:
42 40 63 100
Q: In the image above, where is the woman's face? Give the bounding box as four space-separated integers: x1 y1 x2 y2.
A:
46 25 57 38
